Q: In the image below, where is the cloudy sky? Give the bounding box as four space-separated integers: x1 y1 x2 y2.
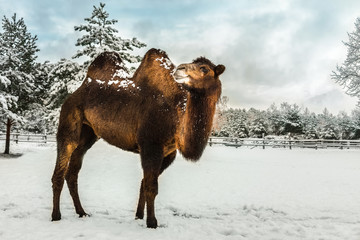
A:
0 0 359 113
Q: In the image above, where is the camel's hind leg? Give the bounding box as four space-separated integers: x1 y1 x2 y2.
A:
65 124 97 218
135 151 176 224
51 107 83 221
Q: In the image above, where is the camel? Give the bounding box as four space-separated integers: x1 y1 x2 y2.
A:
51 48 225 228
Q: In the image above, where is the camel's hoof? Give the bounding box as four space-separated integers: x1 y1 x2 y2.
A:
146 218 158 229
51 212 61 221
78 212 91 218
135 212 144 220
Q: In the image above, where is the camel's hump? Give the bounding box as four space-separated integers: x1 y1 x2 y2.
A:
134 48 175 76
86 52 130 82
88 52 125 71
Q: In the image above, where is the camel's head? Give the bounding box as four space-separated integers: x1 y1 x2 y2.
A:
174 57 225 94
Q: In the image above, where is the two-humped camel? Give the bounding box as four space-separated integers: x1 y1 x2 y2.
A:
51 48 225 228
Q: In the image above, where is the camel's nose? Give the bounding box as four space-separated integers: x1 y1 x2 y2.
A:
176 64 187 71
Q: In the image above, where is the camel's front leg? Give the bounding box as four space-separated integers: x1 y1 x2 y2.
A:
136 151 176 221
143 171 159 228
139 143 163 228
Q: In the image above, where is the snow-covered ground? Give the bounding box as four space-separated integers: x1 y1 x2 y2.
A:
1 140 360 240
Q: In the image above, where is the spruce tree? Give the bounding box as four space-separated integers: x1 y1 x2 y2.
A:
0 13 39 154
267 103 282 135
221 109 248 138
33 61 53 104
73 2 146 71
45 59 82 132
22 61 54 133
279 103 303 135
337 111 355 139
318 108 338 139
351 108 360 139
247 108 267 138
47 59 81 110
302 108 319 139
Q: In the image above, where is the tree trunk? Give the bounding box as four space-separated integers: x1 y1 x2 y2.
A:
4 118 12 154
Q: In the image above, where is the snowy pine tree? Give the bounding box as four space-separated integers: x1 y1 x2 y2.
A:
0 34 18 122
45 59 82 132
247 108 267 138
332 17 360 104
0 13 39 153
234 110 248 138
351 108 360 139
337 111 354 139
47 59 81 110
279 103 303 135
33 61 54 103
267 103 282 135
302 108 319 139
221 109 248 138
318 108 338 139
22 61 54 133
73 2 146 72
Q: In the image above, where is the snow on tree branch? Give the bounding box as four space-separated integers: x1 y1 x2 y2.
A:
72 2 146 72
332 17 360 104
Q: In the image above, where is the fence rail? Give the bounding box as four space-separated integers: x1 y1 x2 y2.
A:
208 137 360 149
1 134 360 150
0 133 56 144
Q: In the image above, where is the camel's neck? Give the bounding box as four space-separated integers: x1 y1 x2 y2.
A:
178 91 218 161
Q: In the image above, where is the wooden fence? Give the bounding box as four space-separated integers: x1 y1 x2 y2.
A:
0 133 56 144
208 137 360 149
1 134 360 150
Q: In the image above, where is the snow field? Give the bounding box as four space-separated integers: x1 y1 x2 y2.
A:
0 140 360 239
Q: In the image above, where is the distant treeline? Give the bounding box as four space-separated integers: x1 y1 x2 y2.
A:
213 99 360 140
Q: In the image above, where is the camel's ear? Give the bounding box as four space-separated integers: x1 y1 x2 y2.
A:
215 65 225 76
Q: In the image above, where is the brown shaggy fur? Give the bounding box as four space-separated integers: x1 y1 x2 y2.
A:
51 48 225 228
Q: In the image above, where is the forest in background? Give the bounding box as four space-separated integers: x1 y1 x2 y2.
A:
213 97 360 140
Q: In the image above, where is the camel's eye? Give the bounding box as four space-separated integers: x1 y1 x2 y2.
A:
200 66 209 74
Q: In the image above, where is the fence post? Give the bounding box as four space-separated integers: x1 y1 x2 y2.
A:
288 133 292 150
262 133 265 149
15 132 19 144
339 136 342 150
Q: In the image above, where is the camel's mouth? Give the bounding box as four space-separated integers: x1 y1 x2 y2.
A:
173 68 190 84
174 76 190 84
